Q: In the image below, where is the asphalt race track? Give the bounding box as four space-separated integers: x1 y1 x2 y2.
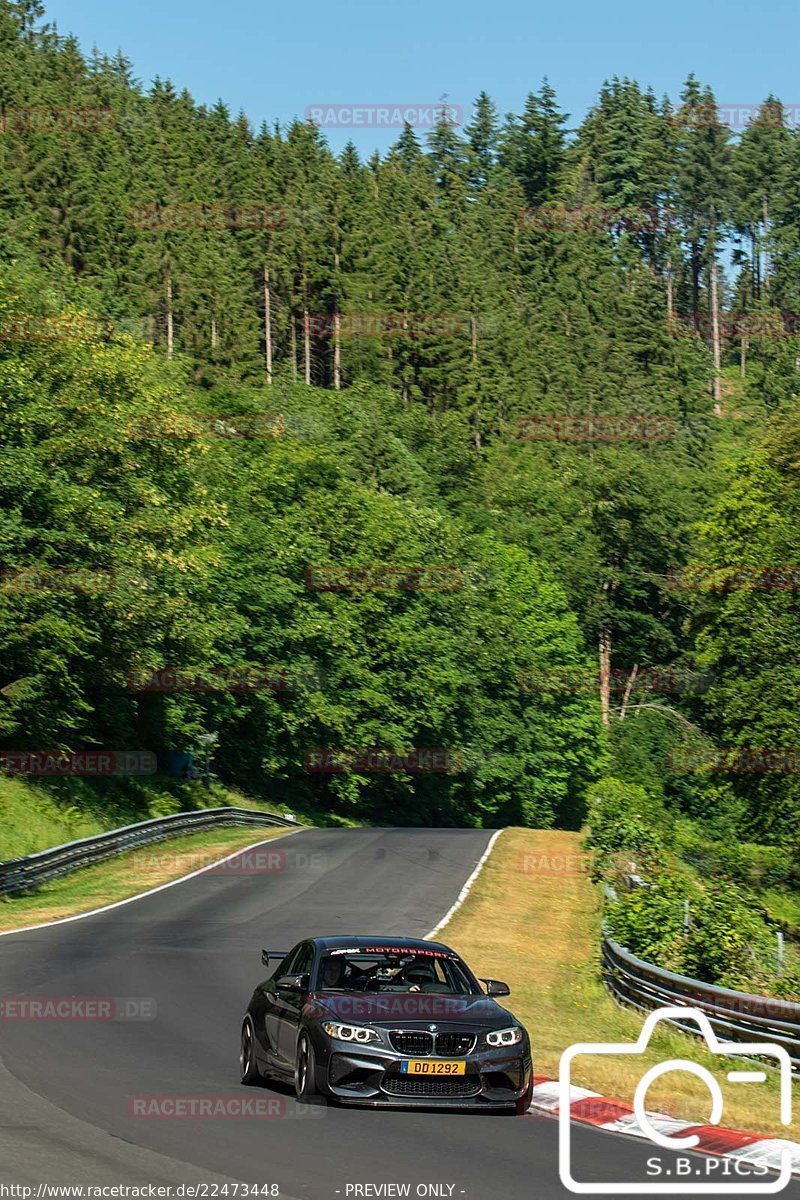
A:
1 827 796 1199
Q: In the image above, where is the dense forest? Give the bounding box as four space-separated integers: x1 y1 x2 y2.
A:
2 0 800 860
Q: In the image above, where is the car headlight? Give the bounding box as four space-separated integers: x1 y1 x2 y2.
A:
486 1026 523 1047
321 1021 381 1044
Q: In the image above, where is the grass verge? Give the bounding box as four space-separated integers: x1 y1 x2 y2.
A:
0 773 356 864
0 826 296 932
442 827 798 1140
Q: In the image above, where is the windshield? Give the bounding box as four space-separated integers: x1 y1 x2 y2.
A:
315 950 478 994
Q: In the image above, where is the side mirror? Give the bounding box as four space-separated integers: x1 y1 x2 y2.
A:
481 978 511 996
276 973 309 993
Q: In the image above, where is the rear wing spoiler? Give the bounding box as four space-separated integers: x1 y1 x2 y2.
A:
262 949 288 966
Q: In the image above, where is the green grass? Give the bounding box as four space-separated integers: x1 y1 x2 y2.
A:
0 773 362 865
0 775 105 858
762 888 800 938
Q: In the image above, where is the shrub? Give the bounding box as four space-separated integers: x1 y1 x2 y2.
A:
675 820 796 889
585 777 670 879
605 869 690 971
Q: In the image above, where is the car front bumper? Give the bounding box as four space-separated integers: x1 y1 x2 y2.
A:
316 1039 532 1108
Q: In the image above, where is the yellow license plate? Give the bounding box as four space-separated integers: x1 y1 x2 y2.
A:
400 1059 466 1076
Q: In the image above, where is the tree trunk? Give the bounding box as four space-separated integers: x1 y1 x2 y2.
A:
752 229 760 299
690 241 700 315
666 257 673 324
210 313 218 351
710 256 722 406
599 628 612 729
290 316 297 382
619 665 639 722
763 196 771 293
471 314 481 450
263 266 273 384
740 333 747 379
333 310 341 391
303 307 311 386
166 276 174 360
333 248 341 391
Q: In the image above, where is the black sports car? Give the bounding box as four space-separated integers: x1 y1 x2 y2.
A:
239 935 533 1112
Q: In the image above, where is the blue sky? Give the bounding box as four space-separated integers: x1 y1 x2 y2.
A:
44 0 800 155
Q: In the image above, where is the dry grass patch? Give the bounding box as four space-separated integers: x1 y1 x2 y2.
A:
441 827 798 1140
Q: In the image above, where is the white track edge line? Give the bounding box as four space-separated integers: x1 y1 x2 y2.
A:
0 826 306 938
425 828 504 940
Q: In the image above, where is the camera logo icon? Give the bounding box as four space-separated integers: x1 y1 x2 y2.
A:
559 1006 794 1194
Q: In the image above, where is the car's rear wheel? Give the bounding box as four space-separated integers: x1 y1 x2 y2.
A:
240 1017 263 1086
294 1031 321 1103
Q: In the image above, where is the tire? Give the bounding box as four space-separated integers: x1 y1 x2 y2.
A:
240 1017 263 1086
510 1076 533 1115
294 1031 322 1103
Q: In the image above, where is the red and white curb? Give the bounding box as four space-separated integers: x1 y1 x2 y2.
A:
528 1075 800 1177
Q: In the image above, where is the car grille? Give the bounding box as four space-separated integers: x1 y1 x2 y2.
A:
382 1073 481 1098
435 1032 475 1056
388 1030 476 1056
389 1031 434 1055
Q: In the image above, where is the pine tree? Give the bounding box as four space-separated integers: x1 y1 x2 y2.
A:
465 90 500 191
499 79 567 207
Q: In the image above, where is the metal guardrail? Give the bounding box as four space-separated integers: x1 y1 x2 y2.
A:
603 933 800 1067
0 807 301 897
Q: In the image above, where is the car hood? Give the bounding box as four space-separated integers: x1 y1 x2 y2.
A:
305 991 516 1029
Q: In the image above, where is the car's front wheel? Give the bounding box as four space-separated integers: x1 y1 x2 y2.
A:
509 1076 533 1115
294 1031 321 1103
240 1017 263 1086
